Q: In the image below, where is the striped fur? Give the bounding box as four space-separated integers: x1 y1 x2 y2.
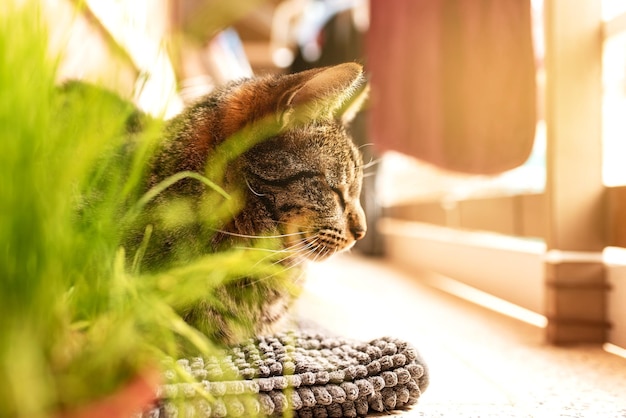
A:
141 63 368 344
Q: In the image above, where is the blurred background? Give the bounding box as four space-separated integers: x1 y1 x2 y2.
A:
42 0 626 353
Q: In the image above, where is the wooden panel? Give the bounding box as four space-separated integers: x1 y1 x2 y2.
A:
384 202 449 226
544 0 605 252
607 186 626 247
383 192 546 238
543 0 607 344
607 263 626 348
545 262 609 343
517 193 546 238
379 219 545 314
458 196 516 235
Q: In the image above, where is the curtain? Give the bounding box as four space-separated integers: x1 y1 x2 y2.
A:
367 0 536 175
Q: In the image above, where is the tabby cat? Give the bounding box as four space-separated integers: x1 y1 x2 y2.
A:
138 63 368 345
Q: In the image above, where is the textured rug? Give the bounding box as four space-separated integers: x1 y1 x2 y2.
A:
142 332 429 417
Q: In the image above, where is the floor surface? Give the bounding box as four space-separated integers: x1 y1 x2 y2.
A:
295 254 626 417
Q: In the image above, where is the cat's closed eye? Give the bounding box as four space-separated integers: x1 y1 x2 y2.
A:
331 187 347 211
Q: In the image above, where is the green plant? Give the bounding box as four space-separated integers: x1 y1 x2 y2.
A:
0 3 284 417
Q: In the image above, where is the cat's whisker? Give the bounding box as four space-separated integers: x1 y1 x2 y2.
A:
270 245 313 267
244 244 315 287
232 234 311 254
273 239 318 267
249 238 312 270
277 234 315 252
306 242 327 262
233 232 320 275
283 244 319 269
308 245 324 264
233 246 291 254
235 233 338 288
299 237 333 265
362 172 377 179
236 224 349 287
272 235 322 266
245 177 266 197
208 228 309 240
359 157 381 171
272 219 316 232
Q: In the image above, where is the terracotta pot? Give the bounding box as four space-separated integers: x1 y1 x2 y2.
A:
57 369 160 418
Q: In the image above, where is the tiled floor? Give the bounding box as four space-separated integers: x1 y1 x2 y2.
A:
295 254 626 417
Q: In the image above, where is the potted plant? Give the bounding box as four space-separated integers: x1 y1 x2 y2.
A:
0 3 281 417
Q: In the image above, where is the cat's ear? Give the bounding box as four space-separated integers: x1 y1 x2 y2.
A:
334 79 369 124
282 63 367 126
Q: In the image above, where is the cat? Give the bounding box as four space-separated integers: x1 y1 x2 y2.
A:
134 63 368 345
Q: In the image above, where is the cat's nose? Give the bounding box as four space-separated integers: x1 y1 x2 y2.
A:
349 203 367 241
350 225 366 241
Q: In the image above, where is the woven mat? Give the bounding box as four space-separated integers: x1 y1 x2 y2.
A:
143 332 429 417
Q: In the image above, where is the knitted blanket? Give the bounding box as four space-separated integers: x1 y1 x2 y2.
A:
143 332 429 417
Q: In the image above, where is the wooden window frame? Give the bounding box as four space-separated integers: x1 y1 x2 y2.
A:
381 0 626 346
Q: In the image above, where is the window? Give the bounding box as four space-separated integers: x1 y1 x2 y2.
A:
603 1 626 186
